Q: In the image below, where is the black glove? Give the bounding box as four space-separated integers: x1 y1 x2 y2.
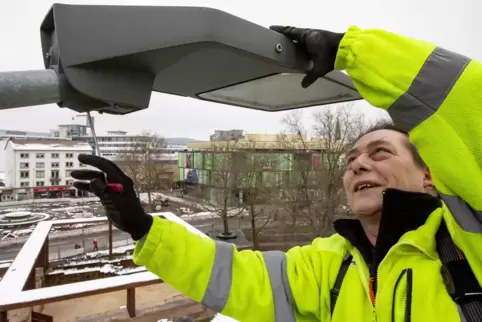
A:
71 154 153 241
270 25 345 88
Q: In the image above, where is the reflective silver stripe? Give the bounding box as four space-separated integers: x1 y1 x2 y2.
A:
440 193 482 233
389 47 470 131
262 251 296 322
201 241 234 312
457 304 468 322
441 195 482 322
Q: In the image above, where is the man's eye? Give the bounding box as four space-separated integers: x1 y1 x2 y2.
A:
375 147 391 154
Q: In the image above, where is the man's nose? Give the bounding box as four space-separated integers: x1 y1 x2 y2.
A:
351 154 371 174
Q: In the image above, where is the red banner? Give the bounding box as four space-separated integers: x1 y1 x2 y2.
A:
33 186 71 193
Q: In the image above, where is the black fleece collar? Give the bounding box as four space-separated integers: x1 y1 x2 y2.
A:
334 188 442 270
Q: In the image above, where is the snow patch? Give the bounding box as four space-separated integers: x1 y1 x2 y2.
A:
211 314 239 322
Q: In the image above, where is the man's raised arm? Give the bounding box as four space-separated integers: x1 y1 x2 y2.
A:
334 26 482 215
270 25 482 215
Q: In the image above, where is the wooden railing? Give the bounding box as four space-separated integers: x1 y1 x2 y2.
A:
0 212 220 322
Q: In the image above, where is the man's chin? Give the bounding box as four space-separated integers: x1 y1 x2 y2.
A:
352 204 382 218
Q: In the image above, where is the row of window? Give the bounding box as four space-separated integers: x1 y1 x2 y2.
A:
19 180 74 188
19 169 76 179
19 152 75 159
19 161 81 169
75 136 143 143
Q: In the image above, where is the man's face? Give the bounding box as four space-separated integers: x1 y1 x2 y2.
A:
343 129 432 218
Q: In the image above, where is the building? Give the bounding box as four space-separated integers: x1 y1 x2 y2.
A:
51 123 89 138
0 128 65 174
178 133 332 206
210 129 244 142
3 139 93 200
71 129 185 162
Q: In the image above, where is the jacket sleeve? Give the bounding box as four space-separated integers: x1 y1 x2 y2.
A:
133 216 335 321
335 26 482 216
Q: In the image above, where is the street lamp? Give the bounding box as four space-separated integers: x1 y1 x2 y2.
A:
0 4 361 114
0 4 363 262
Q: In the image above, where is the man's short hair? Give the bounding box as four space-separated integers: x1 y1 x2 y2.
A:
350 121 427 169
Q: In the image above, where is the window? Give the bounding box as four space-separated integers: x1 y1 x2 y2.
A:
36 162 45 168
36 170 45 179
51 162 59 168
20 153 29 159
20 171 29 178
36 153 45 159
20 162 29 169
66 180 74 186
66 153 74 158
51 153 59 158
65 162 74 168
65 170 72 177
36 181 45 187
51 170 60 178
20 182 29 187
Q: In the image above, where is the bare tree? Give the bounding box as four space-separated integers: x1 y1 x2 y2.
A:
277 102 371 237
117 131 169 210
276 111 321 234
237 139 277 250
310 103 367 235
203 140 246 238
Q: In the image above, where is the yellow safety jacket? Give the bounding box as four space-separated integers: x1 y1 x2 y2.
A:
133 26 482 321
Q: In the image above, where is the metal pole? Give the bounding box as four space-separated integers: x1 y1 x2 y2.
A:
108 221 113 259
85 110 113 259
0 70 61 110
86 111 101 156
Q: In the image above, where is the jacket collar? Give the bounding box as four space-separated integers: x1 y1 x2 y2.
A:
334 188 442 268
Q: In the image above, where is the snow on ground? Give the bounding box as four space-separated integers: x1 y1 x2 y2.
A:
155 313 237 322
0 259 11 269
59 255 132 268
139 192 248 221
211 314 239 322
49 263 147 276
69 244 136 259
0 199 105 241
0 197 99 207
139 192 192 207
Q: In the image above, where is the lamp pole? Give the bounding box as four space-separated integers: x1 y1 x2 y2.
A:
74 113 112 259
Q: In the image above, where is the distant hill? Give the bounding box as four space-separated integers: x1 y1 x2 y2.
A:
164 137 202 145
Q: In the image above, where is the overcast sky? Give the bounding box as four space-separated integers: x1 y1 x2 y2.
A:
0 0 479 139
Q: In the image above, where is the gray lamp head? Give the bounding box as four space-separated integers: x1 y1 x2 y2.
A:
41 4 361 115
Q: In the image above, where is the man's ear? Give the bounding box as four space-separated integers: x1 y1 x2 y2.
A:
422 168 436 194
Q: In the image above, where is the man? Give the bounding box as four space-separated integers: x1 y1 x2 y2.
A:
93 239 98 251
71 25 482 322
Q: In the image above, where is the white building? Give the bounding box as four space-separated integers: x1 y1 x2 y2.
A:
4 139 93 199
72 130 185 162
0 129 64 174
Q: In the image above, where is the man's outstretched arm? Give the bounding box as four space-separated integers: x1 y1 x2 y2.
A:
133 216 332 321
334 26 482 213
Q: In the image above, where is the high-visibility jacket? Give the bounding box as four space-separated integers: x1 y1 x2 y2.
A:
133 26 482 321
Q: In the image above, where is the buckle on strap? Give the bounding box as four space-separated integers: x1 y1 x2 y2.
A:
441 259 482 303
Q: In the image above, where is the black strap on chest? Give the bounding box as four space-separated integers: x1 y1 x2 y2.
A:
330 253 352 315
436 221 482 321
329 221 482 320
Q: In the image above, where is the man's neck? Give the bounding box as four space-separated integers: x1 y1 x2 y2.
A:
359 215 380 246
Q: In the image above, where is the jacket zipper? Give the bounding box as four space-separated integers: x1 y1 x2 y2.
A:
404 269 413 322
391 268 413 322
369 263 380 321
354 240 422 322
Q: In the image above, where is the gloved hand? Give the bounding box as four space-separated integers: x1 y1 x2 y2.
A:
71 154 153 241
270 25 345 88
